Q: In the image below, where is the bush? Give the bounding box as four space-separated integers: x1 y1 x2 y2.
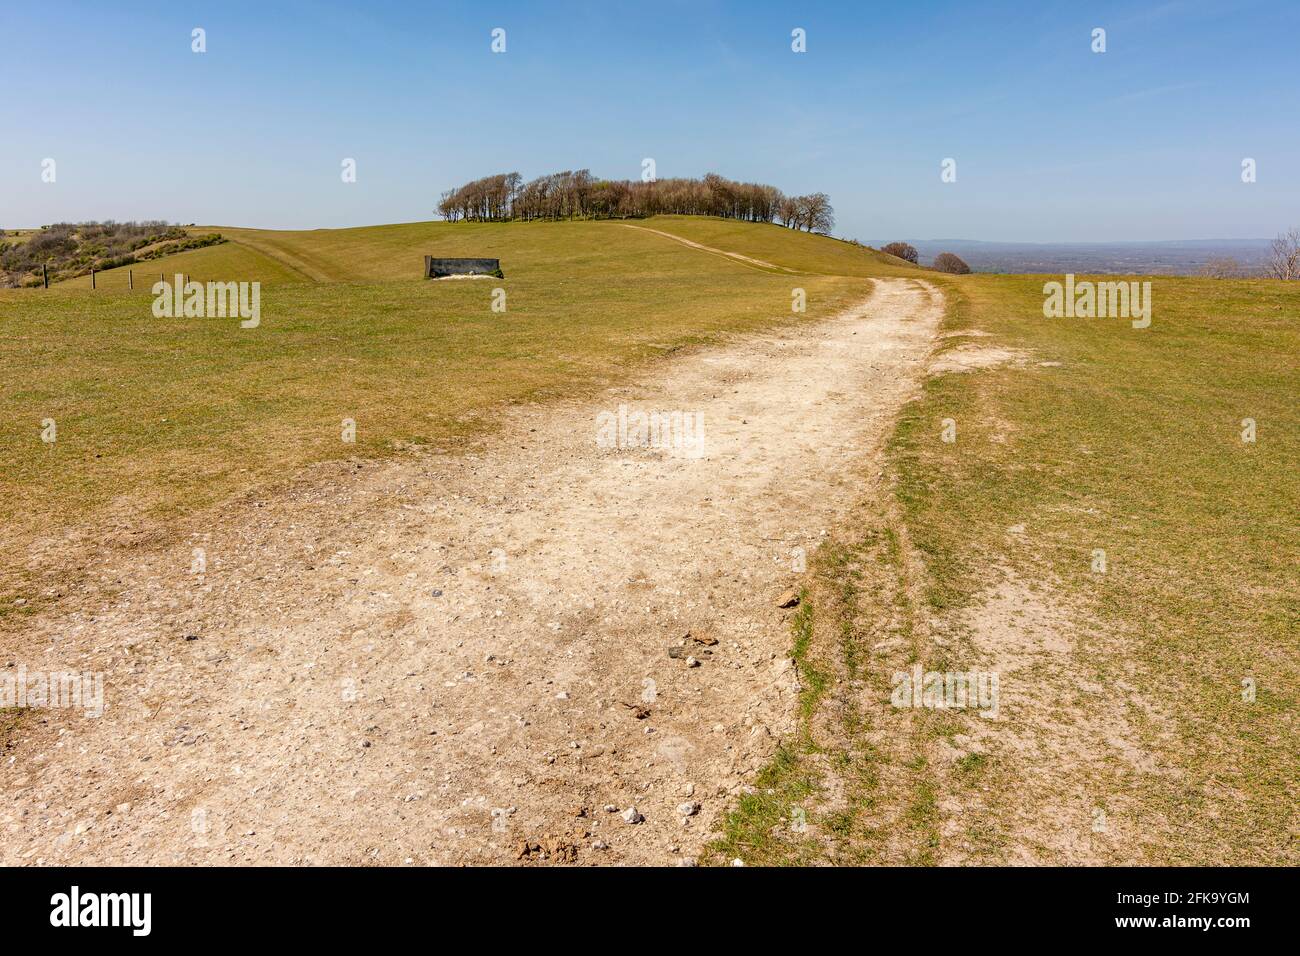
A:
932 252 971 274
881 241 918 264
0 220 190 286
133 233 224 261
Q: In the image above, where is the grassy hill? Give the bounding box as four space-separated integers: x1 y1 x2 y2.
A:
52 237 307 290
38 215 921 292
0 217 881 610
2 215 1294 864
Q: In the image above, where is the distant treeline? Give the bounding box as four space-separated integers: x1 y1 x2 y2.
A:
437 171 834 232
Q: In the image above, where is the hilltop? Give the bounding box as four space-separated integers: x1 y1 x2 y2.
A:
14 215 917 292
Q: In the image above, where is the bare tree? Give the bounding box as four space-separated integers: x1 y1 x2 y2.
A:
932 252 971 274
1264 228 1300 280
881 241 919 264
1199 256 1246 278
799 193 834 233
776 196 800 228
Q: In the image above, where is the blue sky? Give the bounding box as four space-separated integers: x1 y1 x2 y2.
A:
2 0 1296 240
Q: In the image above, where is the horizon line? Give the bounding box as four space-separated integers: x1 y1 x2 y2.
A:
1 217 1277 247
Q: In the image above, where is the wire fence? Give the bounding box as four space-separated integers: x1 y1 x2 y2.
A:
45 264 209 292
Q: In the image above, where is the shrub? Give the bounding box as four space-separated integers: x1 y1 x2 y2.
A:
933 252 971 274
0 222 221 286
881 241 918 264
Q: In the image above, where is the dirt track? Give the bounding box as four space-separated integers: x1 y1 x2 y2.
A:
2 278 940 865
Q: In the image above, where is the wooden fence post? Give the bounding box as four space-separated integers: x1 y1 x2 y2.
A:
129 269 133 290
91 268 96 289
43 263 48 288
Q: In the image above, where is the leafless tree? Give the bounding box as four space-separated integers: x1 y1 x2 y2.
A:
1264 228 1300 280
1199 256 1247 278
881 241 918 264
932 252 971 274
796 193 834 233
775 196 800 228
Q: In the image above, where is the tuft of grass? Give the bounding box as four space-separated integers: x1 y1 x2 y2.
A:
707 589 829 866
706 744 823 867
788 595 830 736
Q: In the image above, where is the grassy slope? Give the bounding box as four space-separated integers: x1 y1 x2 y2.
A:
48 239 308 290
642 215 925 277
30 215 916 288
712 272 1298 866
890 274 1298 864
3 216 1294 864
217 219 735 282
0 218 874 615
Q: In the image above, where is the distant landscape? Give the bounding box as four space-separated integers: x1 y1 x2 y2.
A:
874 238 1275 275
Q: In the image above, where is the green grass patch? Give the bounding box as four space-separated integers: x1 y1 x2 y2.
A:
889 272 1298 863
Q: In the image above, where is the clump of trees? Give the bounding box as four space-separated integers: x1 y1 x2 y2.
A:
774 192 834 233
437 170 834 233
932 252 972 274
881 241 919 264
